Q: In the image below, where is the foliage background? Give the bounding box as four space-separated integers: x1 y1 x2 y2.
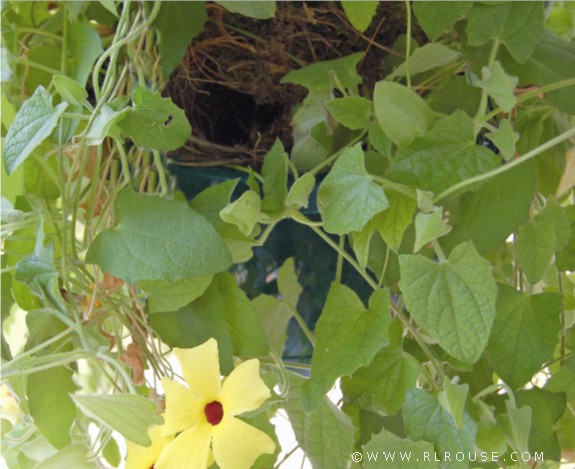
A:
1 1 575 468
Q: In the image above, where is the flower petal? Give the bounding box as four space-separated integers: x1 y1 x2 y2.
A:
220 359 270 416
125 423 173 469
161 377 203 436
173 338 221 400
155 423 212 469
212 417 275 469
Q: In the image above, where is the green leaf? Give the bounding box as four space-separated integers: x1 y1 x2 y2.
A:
84 101 127 146
277 257 302 309
261 140 288 215
150 273 267 359
487 285 562 389
154 1 207 78
15 242 58 299
52 75 88 106
536 197 572 251
546 2 575 39
211 273 269 357
71 394 163 446
351 217 378 269
376 190 416 252
303 286 390 412
102 437 121 468
341 345 419 415
326 96 372 130
373 81 436 148
22 144 60 198
219 190 262 236
2 86 67 175
190 179 239 230
498 400 532 455
504 31 575 114
389 43 461 79
515 220 556 284
86 190 232 283
284 374 355 469
368 120 392 156
443 162 535 255
118 85 191 151
218 223 259 264
25 309 67 352
289 91 331 171
515 388 566 461
28 367 76 448
386 110 500 195
399 242 497 363
438 380 469 430
413 1 471 41
68 19 103 85
138 275 213 313
341 1 378 32
403 388 477 468
466 2 545 63
98 0 118 16
317 144 389 235
546 356 575 404
149 302 235 374
426 75 482 117
286 173 315 209
190 180 260 263
35 445 94 469
216 1 276 19
413 208 452 253
487 119 517 161
476 61 518 113
281 52 363 92
253 294 292 357
363 429 434 468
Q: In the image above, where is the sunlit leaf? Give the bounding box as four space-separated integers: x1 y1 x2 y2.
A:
399 242 497 363
285 374 355 469
404 388 477 468
71 394 163 446
118 86 191 151
374 81 435 148
303 286 390 412
487 285 562 389
386 110 500 195
467 2 545 63
86 190 232 283
318 144 389 234
28 367 76 449
2 86 67 175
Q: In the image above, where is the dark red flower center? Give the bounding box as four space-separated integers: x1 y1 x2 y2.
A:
204 400 224 425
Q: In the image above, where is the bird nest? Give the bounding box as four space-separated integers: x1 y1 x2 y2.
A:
164 1 413 169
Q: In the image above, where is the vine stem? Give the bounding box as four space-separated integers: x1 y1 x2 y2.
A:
434 125 575 203
287 303 316 349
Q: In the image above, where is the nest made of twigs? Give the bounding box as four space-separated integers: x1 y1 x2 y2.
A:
165 1 412 169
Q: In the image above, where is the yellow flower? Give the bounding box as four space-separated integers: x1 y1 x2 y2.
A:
125 420 173 469
156 338 275 469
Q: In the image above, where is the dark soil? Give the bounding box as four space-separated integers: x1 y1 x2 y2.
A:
165 1 417 169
